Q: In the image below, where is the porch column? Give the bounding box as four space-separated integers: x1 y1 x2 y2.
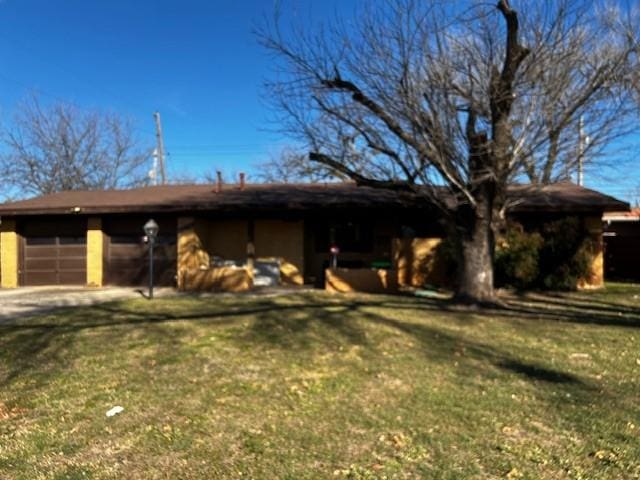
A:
177 217 209 290
582 215 604 288
0 219 19 288
246 219 255 278
86 217 104 287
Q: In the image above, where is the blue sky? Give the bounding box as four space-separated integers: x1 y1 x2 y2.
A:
0 0 346 183
0 0 637 203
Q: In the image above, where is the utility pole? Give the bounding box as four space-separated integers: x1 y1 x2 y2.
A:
153 112 167 185
150 148 159 186
577 116 585 186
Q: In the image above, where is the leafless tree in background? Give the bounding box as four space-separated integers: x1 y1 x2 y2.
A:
255 147 342 183
513 2 639 183
0 96 151 196
259 0 639 303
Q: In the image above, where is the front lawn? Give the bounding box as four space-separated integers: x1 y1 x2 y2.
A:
1 284 639 479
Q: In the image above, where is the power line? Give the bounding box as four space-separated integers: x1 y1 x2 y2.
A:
169 143 270 149
167 152 267 158
169 149 269 154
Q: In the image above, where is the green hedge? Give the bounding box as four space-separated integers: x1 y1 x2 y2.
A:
495 217 595 291
495 224 543 289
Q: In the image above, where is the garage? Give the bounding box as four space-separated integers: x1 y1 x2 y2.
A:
604 234 640 281
603 210 640 281
21 218 87 286
103 216 177 286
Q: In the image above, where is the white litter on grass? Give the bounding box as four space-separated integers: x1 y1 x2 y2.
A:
106 406 124 417
569 353 591 360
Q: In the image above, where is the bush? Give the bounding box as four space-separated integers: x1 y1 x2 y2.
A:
495 217 594 291
495 224 543 289
538 217 594 290
430 216 595 291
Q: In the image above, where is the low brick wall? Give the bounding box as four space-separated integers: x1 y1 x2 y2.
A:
182 266 253 292
325 268 399 294
393 237 447 287
255 256 304 286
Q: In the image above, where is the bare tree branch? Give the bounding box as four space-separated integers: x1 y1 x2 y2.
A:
0 95 151 196
258 0 640 302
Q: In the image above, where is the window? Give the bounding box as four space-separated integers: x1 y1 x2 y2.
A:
315 221 373 253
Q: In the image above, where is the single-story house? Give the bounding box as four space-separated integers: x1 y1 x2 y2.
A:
603 208 640 281
0 182 628 292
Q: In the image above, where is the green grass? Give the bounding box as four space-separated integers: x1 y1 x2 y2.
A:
1 284 639 479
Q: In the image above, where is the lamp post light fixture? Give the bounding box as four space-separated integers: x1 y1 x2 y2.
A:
143 219 160 299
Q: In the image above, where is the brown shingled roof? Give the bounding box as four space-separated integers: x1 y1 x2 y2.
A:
506 183 628 212
0 182 628 216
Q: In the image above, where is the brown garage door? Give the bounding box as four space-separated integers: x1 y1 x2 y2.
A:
104 217 176 286
21 218 87 286
23 235 87 286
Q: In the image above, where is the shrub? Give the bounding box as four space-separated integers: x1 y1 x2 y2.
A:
494 217 595 291
538 217 594 290
432 216 595 291
495 224 543 289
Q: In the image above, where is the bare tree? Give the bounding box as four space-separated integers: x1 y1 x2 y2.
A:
259 0 639 303
512 2 639 183
255 147 341 183
0 96 151 196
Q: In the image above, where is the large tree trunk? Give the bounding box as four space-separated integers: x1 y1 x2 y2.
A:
452 185 498 305
456 213 495 304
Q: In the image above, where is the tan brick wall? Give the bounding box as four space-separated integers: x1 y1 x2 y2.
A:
184 266 253 292
579 215 604 289
255 219 304 285
86 217 103 287
0 219 18 288
393 237 447 287
325 268 398 294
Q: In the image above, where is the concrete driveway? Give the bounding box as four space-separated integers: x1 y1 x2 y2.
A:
0 286 176 319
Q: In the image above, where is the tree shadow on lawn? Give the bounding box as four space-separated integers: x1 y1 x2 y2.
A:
380 290 640 329
493 291 640 328
0 298 372 388
0 290 616 396
532 290 640 315
338 304 587 386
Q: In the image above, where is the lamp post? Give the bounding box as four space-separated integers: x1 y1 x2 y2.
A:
143 219 159 299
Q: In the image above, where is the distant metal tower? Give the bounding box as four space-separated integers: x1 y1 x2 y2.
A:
153 112 167 184
577 116 589 186
149 148 159 186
